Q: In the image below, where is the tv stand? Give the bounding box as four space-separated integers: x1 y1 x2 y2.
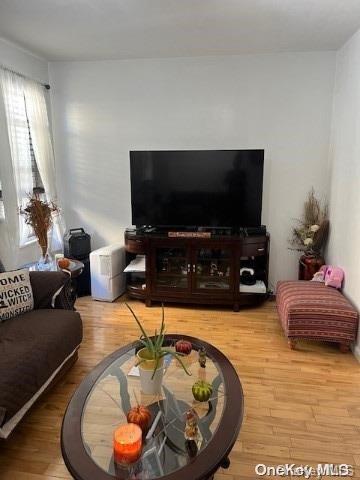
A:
124 229 270 310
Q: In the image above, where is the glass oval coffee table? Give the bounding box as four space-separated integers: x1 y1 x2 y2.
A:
61 335 243 480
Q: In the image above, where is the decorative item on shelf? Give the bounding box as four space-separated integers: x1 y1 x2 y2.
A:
113 423 142 465
127 404 151 434
240 267 256 286
225 266 230 277
58 257 70 270
192 379 213 402
289 188 329 280
210 263 218 276
184 408 199 440
198 347 207 368
168 231 211 238
20 193 60 271
175 340 192 355
196 264 203 275
125 303 191 395
161 258 169 272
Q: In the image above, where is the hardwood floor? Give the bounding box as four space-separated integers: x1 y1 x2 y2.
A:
1 296 360 479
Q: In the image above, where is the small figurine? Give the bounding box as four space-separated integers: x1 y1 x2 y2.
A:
196 264 203 275
225 267 230 277
185 439 198 458
162 258 169 272
184 409 199 440
218 271 224 277
198 346 207 368
210 263 218 276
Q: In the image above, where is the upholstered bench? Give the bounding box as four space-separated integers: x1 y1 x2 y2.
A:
276 281 358 352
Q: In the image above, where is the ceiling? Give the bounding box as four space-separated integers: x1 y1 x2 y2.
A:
1 0 360 61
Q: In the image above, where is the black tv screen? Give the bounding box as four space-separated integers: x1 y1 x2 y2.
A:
130 150 264 228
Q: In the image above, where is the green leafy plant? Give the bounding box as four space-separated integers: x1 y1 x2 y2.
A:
125 303 191 379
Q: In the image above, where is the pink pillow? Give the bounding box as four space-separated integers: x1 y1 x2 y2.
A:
324 266 344 289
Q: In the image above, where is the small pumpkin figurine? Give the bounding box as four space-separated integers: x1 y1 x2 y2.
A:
127 405 151 433
58 257 70 269
192 379 213 402
175 339 192 356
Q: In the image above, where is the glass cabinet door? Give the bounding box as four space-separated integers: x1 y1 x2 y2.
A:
154 247 190 291
193 247 233 293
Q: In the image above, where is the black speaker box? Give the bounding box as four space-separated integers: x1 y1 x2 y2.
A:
64 228 91 259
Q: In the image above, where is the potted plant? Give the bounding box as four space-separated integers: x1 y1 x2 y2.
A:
20 192 59 270
289 188 329 279
125 303 191 395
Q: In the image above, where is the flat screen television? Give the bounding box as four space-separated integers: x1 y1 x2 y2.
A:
130 150 264 228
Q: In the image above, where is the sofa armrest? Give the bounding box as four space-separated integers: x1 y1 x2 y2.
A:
29 271 75 310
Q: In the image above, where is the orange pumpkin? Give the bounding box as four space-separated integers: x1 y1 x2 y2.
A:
58 258 70 269
126 405 151 433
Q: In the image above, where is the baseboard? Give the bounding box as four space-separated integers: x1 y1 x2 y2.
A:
353 343 360 362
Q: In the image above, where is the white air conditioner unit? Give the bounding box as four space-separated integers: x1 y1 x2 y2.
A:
90 243 126 302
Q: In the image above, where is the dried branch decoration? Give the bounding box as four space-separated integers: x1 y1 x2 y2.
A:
20 193 59 256
290 188 329 256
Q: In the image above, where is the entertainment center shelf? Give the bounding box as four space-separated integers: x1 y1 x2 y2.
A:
124 230 270 311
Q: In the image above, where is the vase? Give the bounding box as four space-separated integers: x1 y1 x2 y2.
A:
136 348 164 395
298 254 324 281
37 247 53 271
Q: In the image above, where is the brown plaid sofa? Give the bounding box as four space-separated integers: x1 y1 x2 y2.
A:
276 281 358 352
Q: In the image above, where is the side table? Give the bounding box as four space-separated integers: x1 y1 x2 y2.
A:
25 259 84 306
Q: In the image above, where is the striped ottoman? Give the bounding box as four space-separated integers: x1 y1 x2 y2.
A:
276 281 358 352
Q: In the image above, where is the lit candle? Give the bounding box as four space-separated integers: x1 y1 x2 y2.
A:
113 423 142 465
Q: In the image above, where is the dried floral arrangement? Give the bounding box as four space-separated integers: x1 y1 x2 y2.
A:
290 189 329 256
20 193 59 257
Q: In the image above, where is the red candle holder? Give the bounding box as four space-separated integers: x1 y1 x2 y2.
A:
113 423 142 465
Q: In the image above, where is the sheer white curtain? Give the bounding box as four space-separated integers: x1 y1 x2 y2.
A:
24 79 64 251
0 69 33 246
0 69 64 251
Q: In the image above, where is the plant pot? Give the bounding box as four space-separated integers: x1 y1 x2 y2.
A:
138 364 164 395
136 348 164 395
298 254 324 281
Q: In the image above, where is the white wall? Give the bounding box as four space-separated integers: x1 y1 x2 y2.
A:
0 39 50 269
327 28 360 355
49 52 335 287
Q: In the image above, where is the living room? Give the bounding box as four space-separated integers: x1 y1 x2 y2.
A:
0 1 360 479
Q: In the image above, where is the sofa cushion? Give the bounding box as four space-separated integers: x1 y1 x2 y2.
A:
0 308 82 427
0 269 33 323
277 280 358 343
